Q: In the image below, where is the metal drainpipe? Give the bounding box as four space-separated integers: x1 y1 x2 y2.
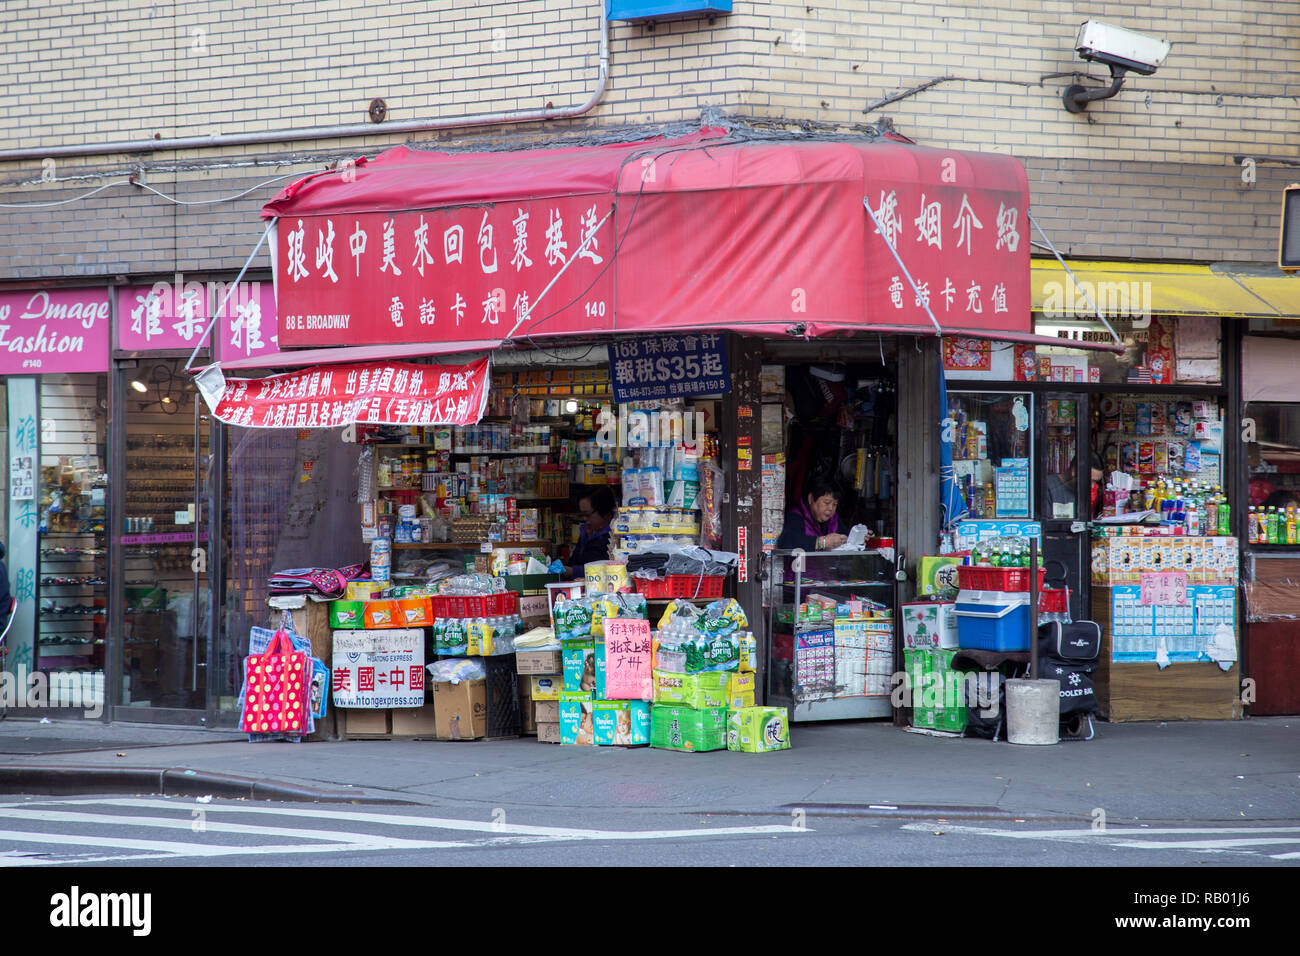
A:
0 8 609 163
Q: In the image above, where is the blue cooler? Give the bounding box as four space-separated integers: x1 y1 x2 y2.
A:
954 590 1032 651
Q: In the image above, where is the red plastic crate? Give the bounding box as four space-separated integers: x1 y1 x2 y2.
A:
1038 587 1069 614
956 565 1047 592
430 591 519 618
634 575 726 600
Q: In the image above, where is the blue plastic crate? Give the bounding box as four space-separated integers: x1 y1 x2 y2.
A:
608 0 731 23
955 595 1031 651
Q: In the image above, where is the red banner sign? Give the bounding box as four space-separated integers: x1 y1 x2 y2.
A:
865 174 1029 332
210 357 491 429
275 196 613 348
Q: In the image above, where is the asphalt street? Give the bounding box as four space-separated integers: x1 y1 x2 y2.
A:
0 795 1296 868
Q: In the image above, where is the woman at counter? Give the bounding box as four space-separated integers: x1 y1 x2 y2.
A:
777 477 864 551
563 486 616 578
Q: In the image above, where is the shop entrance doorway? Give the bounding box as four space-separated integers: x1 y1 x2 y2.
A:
112 358 213 721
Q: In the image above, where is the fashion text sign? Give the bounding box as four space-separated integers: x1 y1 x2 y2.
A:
0 288 110 374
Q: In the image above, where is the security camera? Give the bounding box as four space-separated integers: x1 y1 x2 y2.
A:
1063 20 1171 112
1074 20 1170 75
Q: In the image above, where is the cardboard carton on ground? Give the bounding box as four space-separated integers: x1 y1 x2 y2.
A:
727 706 791 753
534 699 560 723
649 705 727 752
390 703 438 738
432 679 487 740
341 709 391 738
536 721 561 744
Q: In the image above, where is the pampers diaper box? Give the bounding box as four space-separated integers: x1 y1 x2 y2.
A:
559 691 595 746
592 700 651 746
727 706 791 754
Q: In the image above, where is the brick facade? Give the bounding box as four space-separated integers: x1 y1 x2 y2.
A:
0 1 1294 279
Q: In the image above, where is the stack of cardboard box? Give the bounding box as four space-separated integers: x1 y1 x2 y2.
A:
516 649 562 743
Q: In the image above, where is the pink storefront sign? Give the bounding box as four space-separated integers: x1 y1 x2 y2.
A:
213 280 280 363
0 288 111 374
116 283 211 352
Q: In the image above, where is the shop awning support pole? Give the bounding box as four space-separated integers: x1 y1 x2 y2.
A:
863 199 945 336
1028 210 1123 348
506 204 615 342
184 216 278 374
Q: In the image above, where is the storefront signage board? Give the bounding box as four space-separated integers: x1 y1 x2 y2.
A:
208 356 491 428
331 628 425 709
213 281 280 363
116 284 209 352
273 197 614 347
608 333 730 402
0 288 110 374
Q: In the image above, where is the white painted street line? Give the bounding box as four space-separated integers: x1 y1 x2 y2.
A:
0 796 811 865
0 806 519 850
900 822 1300 860
901 823 1300 839
57 796 809 841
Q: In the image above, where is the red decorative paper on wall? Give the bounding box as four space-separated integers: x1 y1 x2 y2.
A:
942 337 991 371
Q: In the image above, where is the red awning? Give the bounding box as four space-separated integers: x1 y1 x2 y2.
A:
262 128 1034 351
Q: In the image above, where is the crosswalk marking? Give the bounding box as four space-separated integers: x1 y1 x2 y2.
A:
39 797 804 841
900 822 1300 861
0 797 810 865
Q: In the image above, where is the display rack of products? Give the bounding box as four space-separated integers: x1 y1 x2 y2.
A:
764 550 895 722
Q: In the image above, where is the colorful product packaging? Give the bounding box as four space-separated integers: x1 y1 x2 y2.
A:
433 618 469 656
364 600 401 629
726 706 791 753
563 641 597 694
904 648 969 734
592 700 651 746
652 671 729 709
530 674 562 701
738 632 758 672
726 671 756 710
917 556 962 600
329 601 365 629
559 691 595 746
650 705 728 752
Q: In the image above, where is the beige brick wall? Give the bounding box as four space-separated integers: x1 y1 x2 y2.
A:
0 1 1295 279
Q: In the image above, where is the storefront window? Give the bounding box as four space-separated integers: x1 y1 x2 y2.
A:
1244 402 1300 544
1032 315 1223 386
945 391 1033 519
34 373 108 715
1094 394 1225 514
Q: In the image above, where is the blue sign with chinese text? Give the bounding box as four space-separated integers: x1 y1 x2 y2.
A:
608 334 730 403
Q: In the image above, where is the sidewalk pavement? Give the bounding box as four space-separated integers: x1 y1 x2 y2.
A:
0 715 1295 823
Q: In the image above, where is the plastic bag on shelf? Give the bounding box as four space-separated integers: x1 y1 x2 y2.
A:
427 658 487 684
